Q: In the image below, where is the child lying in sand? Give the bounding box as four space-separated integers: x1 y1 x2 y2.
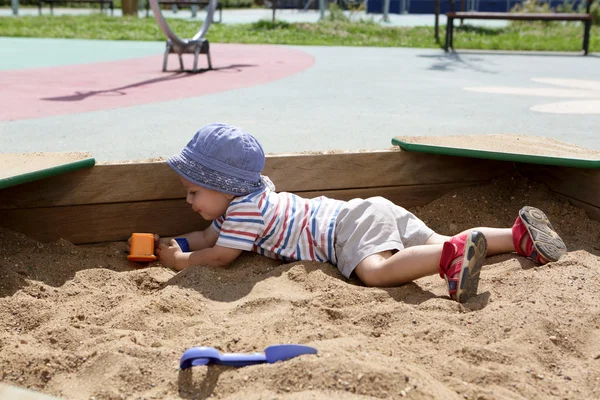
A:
133 123 567 303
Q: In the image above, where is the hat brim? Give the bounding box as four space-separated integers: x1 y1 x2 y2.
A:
167 153 264 196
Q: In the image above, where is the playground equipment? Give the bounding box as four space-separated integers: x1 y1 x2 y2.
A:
148 0 218 72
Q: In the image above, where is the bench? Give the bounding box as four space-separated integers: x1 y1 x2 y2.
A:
38 0 114 15
145 0 222 22
444 0 595 55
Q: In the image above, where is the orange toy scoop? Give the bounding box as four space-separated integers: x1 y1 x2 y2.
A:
128 233 157 262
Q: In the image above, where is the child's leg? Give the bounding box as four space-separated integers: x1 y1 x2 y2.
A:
355 231 487 303
426 228 513 255
354 206 566 301
354 244 444 286
425 207 568 263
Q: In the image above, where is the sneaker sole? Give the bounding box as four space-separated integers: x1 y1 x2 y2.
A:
456 231 487 303
519 206 567 262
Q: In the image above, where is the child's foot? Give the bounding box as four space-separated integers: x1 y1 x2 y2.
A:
512 206 567 264
438 231 488 303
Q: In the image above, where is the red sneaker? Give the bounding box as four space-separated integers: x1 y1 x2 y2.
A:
512 206 567 264
438 231 488 303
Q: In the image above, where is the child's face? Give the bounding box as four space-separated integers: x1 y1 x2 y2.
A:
181 177 234 221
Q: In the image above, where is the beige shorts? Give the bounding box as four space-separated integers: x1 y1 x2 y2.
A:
334 197 434 279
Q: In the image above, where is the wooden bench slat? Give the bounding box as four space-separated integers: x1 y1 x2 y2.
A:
444 7 594 54
39 0 114 16
447 12 592 21
156 0 211 3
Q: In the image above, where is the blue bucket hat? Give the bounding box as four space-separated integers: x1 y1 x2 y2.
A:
167 123 266 196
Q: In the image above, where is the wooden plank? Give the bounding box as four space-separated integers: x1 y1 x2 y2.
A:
561 196 600 223
517 164 600 210
0 181 482 244
0 163 185 210
0 199 209 245
300 181 479 206
0 151 511 210
266 151 508 191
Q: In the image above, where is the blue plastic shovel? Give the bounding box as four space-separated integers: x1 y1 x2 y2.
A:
180 344 317 369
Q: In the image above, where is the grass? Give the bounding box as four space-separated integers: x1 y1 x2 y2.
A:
0 14 598 52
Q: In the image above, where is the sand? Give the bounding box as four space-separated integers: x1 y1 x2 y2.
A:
393 135 600 161
1 174 600 400
0 153 93 180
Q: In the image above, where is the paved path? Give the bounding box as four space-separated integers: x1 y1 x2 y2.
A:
0 34 598 162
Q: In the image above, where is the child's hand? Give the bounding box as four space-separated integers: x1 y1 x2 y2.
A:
156 239 188 270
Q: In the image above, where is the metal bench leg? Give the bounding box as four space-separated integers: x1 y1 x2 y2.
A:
162 43 171 72
583 20 591 56
206 50 212 70
445 17 452 51
449 17 454 50
178 54 184 71
193 46 200 73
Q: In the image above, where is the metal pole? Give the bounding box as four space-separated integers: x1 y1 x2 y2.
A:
434 0 439 41
319 0 325 20
383 0 390 22
11 0 19 15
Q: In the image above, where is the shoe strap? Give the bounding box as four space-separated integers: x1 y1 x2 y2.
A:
512 216 542 263
438 240 464 279
512 216 528 257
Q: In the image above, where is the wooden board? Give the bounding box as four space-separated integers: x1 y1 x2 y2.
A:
0 152 95 190
0 199 207 244
0 151 511 210
0 150 516 243
517 163 600 221
0 181 485 244
2 146 599 244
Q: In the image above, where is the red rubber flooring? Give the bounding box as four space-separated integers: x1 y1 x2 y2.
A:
0 44 314 121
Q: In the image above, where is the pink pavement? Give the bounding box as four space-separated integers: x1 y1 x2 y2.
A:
0 44 314 121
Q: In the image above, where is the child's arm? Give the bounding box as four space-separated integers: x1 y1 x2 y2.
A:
152 224 219 253
156 241 242 271
158 227 219 251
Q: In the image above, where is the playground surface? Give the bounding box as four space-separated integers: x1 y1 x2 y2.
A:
0 18 599 162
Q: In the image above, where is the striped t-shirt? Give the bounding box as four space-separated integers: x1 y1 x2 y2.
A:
211 185 344 264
